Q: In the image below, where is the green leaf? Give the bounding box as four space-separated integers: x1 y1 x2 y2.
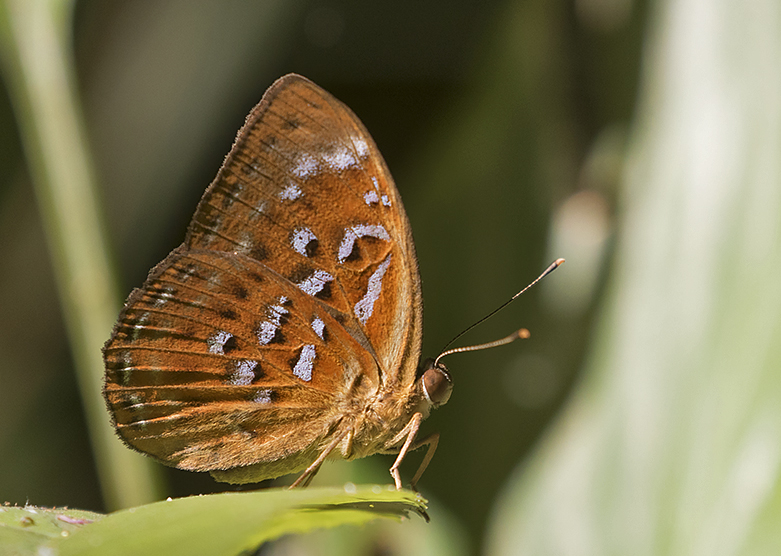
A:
0 506 102 556
33 486 427 556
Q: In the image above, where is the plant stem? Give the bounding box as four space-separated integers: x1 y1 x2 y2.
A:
0 0 163 509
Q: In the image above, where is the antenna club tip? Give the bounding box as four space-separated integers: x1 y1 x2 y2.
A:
518 328 530 339
554 258 565 266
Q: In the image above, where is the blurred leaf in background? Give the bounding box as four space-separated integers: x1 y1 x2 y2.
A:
488 0 781 555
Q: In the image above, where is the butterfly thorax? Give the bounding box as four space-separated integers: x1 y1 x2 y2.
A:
337 359 452 460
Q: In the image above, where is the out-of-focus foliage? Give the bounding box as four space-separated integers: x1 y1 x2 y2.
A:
487 1 781 554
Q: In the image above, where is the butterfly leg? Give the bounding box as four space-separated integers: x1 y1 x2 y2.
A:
289 431 347 489
408 432 439 491
387 412 425 490
381 432 439 490
300 466 320 488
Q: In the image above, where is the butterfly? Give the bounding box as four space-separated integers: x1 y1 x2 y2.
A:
103 74 454 489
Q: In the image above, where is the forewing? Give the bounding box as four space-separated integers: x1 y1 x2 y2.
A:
186 74 423 386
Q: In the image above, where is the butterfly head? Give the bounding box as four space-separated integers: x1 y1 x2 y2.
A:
419 358 453 408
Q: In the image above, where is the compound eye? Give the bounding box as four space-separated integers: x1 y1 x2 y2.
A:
422 361 453 407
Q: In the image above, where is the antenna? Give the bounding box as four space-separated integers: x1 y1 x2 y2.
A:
434 258 564 366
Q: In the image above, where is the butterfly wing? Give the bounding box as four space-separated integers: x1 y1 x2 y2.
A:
186 75 423 384
103 75 423 480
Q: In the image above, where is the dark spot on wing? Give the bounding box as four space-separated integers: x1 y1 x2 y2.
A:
304 237 319 258
248 242 267 261
246 271 264 284
314 280 332 300
222 335 238 353
283 117 300 130
289 264 315 284
220 308 238 320
231 283 248 300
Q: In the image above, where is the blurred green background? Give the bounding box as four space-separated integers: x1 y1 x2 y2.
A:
2 0 780 554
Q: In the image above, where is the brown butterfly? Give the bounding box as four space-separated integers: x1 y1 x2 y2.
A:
103 74 454 489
